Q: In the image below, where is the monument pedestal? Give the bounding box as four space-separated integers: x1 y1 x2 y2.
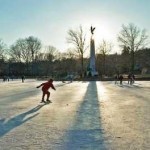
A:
89 38 98 76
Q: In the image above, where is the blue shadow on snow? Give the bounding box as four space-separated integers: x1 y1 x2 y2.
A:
0 104 44 137
61 81 108 150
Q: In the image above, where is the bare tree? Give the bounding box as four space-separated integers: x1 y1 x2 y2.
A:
9 37 41 63
9 39 30 63
66 48 78 59
0 39 6 59
35 53 45 61
67 25 87 73
26 36 41 62
97 39 112 75
9 44 22 62
44 45 59 62
8 37 41 75
118 23 148 72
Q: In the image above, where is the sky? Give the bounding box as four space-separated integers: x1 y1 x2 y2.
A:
0 0 150 54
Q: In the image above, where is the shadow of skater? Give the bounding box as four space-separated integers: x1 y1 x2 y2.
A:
0 105 44 137
61 82 108 150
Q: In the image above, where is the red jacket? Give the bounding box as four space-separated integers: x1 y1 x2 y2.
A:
41 81 55 91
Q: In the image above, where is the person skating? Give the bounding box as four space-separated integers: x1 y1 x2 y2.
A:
36 79 56 103
119 74 123 85
21 75 25 83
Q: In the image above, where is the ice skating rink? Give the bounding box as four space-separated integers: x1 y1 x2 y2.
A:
0 80 149 150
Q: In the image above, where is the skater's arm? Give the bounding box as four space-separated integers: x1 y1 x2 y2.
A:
36 83 44 88
51 84 56 90
36 85 41 88
52 86 56 90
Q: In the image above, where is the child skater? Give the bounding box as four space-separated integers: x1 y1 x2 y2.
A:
36 79 56 103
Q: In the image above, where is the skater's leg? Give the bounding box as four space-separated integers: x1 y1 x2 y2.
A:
41 91 46 102
46 91 50 101
42 93 45 100
45 91 52 103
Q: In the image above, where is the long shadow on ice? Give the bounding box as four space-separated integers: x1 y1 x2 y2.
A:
61 81 108 150
0 104 44 137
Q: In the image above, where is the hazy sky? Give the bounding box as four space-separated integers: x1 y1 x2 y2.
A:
0 0 150 53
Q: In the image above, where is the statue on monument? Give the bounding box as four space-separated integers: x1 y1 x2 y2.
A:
90 26 96 35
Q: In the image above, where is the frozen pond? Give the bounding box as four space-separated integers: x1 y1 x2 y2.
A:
0 80 150 150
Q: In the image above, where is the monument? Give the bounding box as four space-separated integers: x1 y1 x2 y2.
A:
88 26 98 76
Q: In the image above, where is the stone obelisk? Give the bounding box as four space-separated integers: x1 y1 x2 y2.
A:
89 26 98 76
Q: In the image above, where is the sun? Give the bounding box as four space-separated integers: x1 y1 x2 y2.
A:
94 22 115 42
84 19 115 44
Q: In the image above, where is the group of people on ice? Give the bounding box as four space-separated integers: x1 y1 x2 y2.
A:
114 73 135 85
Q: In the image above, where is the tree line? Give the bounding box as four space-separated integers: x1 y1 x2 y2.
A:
0 23 150 79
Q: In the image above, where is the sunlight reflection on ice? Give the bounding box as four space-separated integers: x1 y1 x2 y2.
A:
96 82 108 102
